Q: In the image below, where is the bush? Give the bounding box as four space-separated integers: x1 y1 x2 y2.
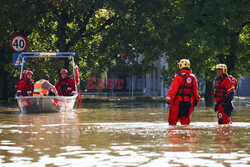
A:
135 96 153 102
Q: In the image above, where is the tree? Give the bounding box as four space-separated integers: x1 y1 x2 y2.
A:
1 0 152 98
1 0 249 103
0 0 47 101
144 0 250 104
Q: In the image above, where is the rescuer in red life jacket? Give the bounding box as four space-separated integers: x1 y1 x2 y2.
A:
55 69 76 96
15 70 28 91
165 59 200 125
212 64 238 124
16 70 34 96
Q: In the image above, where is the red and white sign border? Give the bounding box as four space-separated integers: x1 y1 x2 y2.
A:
11 34 27 53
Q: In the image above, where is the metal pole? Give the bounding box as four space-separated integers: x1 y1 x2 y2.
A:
163 78 165 100
20 55 25 79
71 56 77 93
132 74 134 100
129 65 131 100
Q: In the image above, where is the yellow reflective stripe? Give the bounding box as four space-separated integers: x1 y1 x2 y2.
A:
34 88 42 93
219 113 222 118
227 86 235 92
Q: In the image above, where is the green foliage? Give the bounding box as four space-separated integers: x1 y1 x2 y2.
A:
0 0 249 99
150 0 250 84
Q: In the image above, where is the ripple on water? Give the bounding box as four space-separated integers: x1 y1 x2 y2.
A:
0 118 250 166
0 146 24 154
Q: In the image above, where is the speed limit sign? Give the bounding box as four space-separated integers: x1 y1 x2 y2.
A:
11 35 27 52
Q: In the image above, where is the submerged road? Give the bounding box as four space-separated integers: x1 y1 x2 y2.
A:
0 100 249 166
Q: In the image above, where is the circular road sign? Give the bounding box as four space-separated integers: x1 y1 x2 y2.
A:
11 35 27 52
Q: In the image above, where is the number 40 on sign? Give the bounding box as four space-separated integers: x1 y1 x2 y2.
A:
11 35 27 53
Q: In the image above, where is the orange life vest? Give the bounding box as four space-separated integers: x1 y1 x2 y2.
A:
33 79 49 96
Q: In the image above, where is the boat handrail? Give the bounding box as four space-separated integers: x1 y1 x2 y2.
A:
19 52 77 90
16 95 78 100
20 52 75 56
18 52 79 99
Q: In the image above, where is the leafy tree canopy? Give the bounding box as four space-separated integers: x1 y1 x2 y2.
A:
0 0 249 100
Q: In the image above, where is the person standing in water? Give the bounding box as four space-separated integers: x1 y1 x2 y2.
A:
166 59 200 125
212 64 238 124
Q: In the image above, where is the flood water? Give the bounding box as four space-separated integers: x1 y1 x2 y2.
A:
0 98 249 166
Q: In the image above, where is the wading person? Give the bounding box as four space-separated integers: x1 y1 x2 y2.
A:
33 75 58 96
55 69 76 96
16 70 34 96
166 59 200 125
212 64 238 124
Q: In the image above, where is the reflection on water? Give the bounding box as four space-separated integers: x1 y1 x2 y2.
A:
0 100 249 166
214 125 236 153
168 126 200 152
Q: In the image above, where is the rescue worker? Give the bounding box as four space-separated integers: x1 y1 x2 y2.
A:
15 70 28 91
166 59 200 125
16 70 34 96
27 70 35 86
212 64 238 124
33 75 58 96
55 69 76 96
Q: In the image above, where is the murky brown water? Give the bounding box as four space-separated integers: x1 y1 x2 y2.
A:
0 99 249 166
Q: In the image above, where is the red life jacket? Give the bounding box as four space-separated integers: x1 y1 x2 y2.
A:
15 78 24 91
21 79 34 96
58 76 74 96
176 72 195 101
213 76 227 99
213 74 237 102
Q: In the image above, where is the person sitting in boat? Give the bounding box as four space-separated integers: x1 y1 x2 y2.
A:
16 70 34 96
15 70 28 91
55 69 76 96
33 75 58 96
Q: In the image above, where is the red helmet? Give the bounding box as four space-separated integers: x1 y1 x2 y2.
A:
60 69 68 74
23 70 28 75
26 70 33 75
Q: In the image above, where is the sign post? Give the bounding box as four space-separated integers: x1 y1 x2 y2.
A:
11 35 27 53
